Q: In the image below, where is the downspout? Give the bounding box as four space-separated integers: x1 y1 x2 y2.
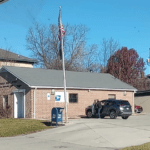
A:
24 90 26 118
132 90 135 114
34 88 37 119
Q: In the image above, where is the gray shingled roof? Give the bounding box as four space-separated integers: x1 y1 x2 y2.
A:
1 66 137 91
0 49 37 64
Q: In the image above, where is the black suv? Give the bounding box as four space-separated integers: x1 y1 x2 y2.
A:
85 99 132 119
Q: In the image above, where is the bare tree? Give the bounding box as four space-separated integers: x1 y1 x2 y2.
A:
133 74 150 91
99 38 119 72
26 23 96 71
83 44 100 72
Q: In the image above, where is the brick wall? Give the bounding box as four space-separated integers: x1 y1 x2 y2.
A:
0 72 31 118
0 73 16 117
32 88 133 119
0 61 33 68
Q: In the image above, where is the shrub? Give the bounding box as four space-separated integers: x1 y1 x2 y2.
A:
0 105 12 118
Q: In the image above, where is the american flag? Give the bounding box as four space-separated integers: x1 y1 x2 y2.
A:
58 8 65 40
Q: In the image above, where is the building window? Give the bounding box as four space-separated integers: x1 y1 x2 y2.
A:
108 94 116 99
3 95 8 109
69 94 78 103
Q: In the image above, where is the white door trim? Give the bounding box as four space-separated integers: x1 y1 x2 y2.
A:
13 89 26 118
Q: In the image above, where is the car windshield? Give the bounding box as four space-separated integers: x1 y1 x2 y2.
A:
119 100 130 105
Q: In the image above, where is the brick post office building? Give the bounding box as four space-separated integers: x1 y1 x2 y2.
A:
0 66 137 119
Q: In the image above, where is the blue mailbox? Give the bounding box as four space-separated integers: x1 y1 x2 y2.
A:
51 107 64 126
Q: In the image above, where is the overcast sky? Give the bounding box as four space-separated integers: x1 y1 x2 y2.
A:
0 0 150 74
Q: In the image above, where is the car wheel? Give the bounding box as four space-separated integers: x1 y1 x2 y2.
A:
122 116 129 119
87 110 92 118
109 110 116 119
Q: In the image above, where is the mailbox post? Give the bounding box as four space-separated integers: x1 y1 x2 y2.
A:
51 107 64 126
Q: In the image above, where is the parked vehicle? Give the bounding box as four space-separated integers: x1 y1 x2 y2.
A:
135 105 143 113
85 99 132 119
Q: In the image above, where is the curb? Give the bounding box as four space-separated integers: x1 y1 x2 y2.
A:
132 113 146 116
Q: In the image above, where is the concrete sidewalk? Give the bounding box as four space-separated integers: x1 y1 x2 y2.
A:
0 114 150 150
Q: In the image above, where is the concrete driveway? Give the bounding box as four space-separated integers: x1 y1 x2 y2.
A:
0 114 150 150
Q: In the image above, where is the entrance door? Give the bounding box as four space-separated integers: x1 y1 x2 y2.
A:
14 92 24 118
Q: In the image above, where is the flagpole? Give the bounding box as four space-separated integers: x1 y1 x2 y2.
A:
59 6 68 123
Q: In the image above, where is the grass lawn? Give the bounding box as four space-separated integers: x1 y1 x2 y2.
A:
122 142 150 150
0 118 53 137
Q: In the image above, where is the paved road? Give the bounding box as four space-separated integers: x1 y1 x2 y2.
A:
0 114 150 150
